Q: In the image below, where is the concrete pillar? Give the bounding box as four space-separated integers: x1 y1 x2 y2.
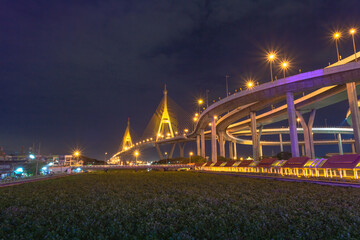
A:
196 135 201 156
301 145 305 156
308 110 316 158
279 134 283 152
352 143 356 153
296 110 316 158
155 144 164 160
347 82 360 153
218 131 225 157
250 112 258 161
286 92 300 157
169 143 176 159
179 142 186 158
338 133 343 155
229 141 233 159
211 117 217 162
200 129 205 158
233 141 237 159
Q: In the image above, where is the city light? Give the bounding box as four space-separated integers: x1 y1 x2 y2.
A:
333 32 341 39
184 129 189 133
193 117 198 122
29 154 35 160
198 99 203 105
350 28 356 35
268 53 276 61
134 150 139 157
74 151 80 157
246 80 254 89
14 167 23 174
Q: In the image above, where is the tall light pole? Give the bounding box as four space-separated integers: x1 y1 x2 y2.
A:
189 151 193 163
333 32 341 61
206 89 209 107
267 53 276 82
350 28 357 62
225 75 230 97
281 61 289 79
134 150 139 165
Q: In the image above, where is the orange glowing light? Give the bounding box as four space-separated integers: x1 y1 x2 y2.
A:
333 32 341 39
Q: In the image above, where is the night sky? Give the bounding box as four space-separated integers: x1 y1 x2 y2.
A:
1 0 360 159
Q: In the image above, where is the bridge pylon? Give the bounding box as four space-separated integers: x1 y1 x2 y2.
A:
121 118 133 151
156 84 175 141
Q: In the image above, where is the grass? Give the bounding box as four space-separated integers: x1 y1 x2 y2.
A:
1 170 360 239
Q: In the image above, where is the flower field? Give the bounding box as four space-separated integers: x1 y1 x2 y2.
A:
1 170 360 239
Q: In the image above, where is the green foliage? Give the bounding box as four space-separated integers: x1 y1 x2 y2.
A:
153 156 206 165
81 155 107 165
276 151 292 160
1 171 360 239
23 162 47 175
216 156 234 162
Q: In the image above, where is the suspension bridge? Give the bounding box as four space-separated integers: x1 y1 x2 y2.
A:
110 51 360 165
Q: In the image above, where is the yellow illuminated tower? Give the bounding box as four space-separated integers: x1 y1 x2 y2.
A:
156 84 174 140
121 118 133 151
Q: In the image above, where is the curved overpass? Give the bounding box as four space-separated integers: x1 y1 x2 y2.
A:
114 55 360 163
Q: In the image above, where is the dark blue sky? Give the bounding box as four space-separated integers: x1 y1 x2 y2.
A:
1 0 360 159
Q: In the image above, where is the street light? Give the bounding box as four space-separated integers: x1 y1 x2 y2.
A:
246 80 254 89
281 61 289 79
189 151 193 163
134 150 139 165
350 28 357 62
198 99 203 114
267 53 276 82
333 31 341 61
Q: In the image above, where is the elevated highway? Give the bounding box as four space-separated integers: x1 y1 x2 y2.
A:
114 52 360 163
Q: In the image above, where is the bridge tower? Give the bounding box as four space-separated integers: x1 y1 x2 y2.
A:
156 84 175 141
121 118 133 151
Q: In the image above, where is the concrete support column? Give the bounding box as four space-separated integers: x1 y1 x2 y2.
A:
155 144 164 160
211 117 217 162
169 143 176 159
279 134 283 152
250 112 258 161
301 145 305 156
338 133 343 155
296 110 316 158
352 143 356 153
286 92 300 157
308 110 316 158
233 141 237 159
229 141 234 159
179 142 186 158
219 131 225 157
347 82 360 153
196 135 201 156
200 129 205 158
